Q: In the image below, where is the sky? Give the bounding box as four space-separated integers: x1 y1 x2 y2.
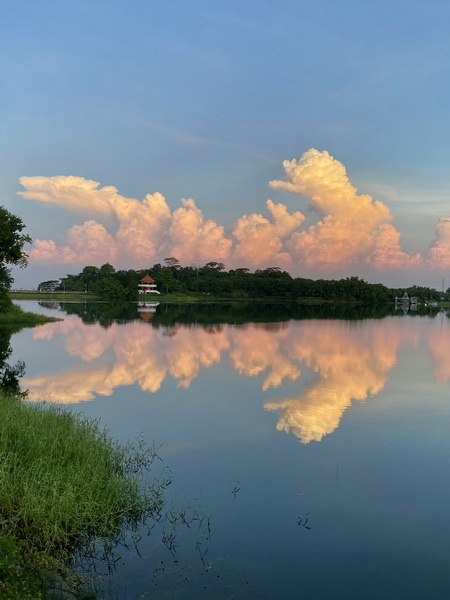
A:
3 0 450 289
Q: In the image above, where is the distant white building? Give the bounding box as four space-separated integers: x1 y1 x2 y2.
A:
138 274 160 294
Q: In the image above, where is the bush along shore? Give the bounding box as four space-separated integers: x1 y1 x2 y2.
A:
0 391 174 599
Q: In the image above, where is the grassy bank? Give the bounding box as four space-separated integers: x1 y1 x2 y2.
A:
0 392 169 598
10 292 99 301
0 303 60 325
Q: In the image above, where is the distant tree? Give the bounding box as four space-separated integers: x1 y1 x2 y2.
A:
95 277 127 300
204 261 225 271
81 266 100 290
164 257 180 268
230 268 250 277
59 273 84 292
99 263 116 277
0 206 32 311
114 269 139 300
155 267 182 293
38 280 60 292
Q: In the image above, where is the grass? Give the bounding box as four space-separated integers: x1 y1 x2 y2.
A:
9 292 99 301
0 391 170 597
0 303 60 325
0 535 46 599
156 293 199 302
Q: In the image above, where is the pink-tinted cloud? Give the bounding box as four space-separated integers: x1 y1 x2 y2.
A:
20 178 231 268
428 217 450 268
168 198 232 264
18 176 121 217
18 149 450 274
30 239 78 264
232 200 304 268
270 149 422 270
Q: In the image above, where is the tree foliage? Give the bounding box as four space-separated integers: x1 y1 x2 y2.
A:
0 206 31 311
38 280 60 292
51 260 407 304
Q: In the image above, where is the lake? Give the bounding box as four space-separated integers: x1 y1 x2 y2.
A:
9 301 450 599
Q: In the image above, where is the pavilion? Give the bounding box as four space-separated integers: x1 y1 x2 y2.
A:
138 274 160 294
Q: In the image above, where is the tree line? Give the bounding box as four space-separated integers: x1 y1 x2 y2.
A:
38 257 448 303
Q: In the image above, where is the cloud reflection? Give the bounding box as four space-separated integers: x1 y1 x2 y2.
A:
22 315 447 443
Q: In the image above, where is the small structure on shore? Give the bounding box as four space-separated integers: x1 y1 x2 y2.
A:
395 291 419 313
138 274 160 295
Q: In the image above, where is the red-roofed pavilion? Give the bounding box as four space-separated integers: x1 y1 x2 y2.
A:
138 274 160 294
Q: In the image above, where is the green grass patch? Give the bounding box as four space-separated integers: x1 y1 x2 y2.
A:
0 535 46 599
0 304 60 325
296 297 331 305
157 293 199 302
0 392 170 594
10 292 99 301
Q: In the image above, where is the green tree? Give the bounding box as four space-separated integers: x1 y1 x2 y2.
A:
80 266 100 291
59 273 84 292
99 262 116 277
164 257 180 268
95 277 127 300
204 261 225 271
155 267 181 293
0 206 32 311
38 280 60 292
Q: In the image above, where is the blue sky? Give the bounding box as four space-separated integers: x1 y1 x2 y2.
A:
3 0 450 288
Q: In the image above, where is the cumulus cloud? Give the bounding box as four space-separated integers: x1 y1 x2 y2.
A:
18 176 120 217
20 177 232 268
270 149 422 270
18 148 450 274
30 239 78 264
428 217 450 268
232 200 304 268
168 198 232 264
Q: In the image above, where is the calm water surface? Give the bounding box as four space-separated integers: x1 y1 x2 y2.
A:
9 301 450 599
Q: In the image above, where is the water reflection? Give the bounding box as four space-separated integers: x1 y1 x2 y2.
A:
0 326 26 395
20 304 450 444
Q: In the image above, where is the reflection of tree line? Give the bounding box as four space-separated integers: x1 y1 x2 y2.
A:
43 301 399 328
